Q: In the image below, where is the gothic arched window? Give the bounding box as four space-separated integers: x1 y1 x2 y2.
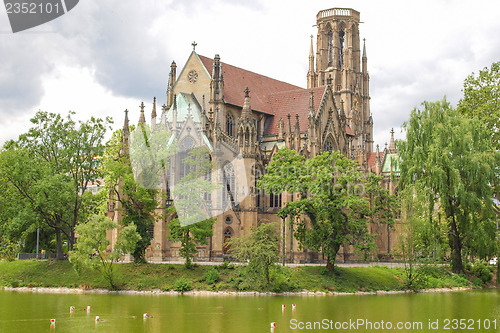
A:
338 30 345 68
324 136 334 153
179 136 195 180
222 162 235 206
327 29 334 67
226 113 234 137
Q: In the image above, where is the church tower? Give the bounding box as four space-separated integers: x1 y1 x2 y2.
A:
308 8 373 156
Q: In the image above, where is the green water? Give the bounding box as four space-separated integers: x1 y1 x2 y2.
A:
0 290 498 332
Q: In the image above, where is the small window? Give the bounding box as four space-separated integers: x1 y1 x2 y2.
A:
226 113 234 137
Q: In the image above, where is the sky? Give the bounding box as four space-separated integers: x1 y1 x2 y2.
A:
1 0 499 149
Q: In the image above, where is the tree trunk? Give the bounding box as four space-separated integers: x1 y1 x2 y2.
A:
55 228 64 260
326 255 335 273
448 212 463 274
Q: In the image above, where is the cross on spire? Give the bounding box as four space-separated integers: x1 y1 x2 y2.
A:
192 41 197 51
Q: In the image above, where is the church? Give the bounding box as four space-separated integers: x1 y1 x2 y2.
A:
108 7 399 263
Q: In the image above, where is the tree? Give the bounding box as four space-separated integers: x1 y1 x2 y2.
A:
69 215 140 290
228 222 280 284
167 146 216 268
398 99 499 273
458 62 500 151
0 111 111 259
259 148 386 273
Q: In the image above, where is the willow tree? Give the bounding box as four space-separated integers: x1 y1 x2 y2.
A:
398 99 499 273
258 148 385 272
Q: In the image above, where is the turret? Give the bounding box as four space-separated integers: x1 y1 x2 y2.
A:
151 97 157 131
121 109 130 154
307 35 316 89
138 102 146 125
167 61 177 109
389 128 396 153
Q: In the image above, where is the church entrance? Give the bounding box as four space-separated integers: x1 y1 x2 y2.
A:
223 227 232 255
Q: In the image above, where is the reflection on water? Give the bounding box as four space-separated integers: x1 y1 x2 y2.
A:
0 289 498 332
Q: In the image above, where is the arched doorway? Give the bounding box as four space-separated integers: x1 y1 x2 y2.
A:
223 227 233 255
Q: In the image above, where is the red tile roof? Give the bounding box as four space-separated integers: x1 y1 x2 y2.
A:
265 86 326 135
367 151 383 169
198 55 301 115
198 54 354 137
345 124 355 136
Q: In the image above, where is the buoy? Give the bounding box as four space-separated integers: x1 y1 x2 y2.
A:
70 306 75 312
292 303 296 309
143 313 149 320
282 304 286 310
95 316 100 322
270 322 276 328
87 305 91 313
50 319 56 324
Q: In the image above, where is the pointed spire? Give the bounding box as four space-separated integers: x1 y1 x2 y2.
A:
389 128 396 153
167 61 177 109
139 102 146 124
309 34 314 58
287 114 292 134
241 87 251 119
363 38 367 58
160 104 167 126
123 109 130 137
151 97 157 131
307 35 316 89
308 90 315 118
278 118 284 141
295 114 300 133
151 97 157 119
340 100 346 122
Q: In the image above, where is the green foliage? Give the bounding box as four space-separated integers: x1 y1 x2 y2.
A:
469 260 493 284
173 277 192 292
458 62 500 151
102 127 165 263
0 111 111 260
204 268 220 284
228 222 280 284
69 215 140 290
0 241 20 261
269 266 299 292
398 99 499 273
259 148 393 272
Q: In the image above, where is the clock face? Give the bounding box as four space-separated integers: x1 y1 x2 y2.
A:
188 70 198 83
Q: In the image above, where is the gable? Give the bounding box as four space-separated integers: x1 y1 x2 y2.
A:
174 52 212 108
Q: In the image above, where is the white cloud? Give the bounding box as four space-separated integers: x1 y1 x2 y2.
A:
1 0 500 148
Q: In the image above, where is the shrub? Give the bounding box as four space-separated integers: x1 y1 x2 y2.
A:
204 268 220 285
174 277 192 292
470 260 493 284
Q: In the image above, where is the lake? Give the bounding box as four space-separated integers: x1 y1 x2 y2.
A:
0 289 498 332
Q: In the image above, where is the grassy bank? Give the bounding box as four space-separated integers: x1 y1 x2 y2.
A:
0 260 487 293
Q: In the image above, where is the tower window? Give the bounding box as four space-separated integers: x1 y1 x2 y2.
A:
327 30 334 67
339 30 345 67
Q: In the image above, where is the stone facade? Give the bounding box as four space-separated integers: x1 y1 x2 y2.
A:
108 7 400 263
